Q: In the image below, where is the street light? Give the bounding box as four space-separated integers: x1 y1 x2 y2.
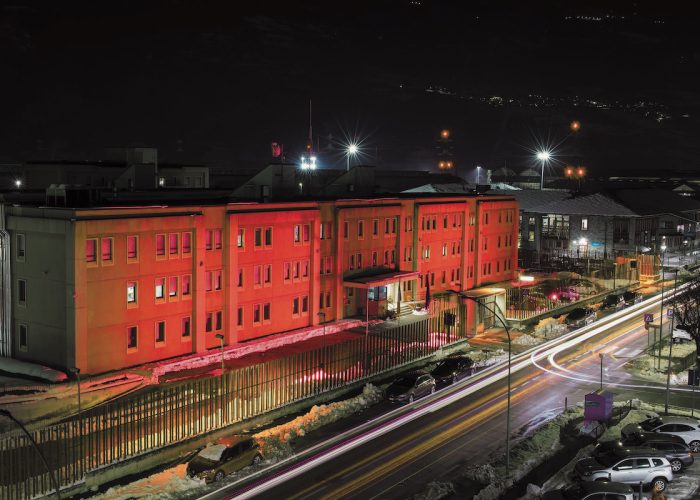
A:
14 179 22 188
476 165 481 184
346 144 359 171
459 292 512 479
536 150 551 190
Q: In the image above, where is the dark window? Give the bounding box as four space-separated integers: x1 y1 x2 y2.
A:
127 326 138 349
182 317 190 337
156 321 166 343
18 279 27 305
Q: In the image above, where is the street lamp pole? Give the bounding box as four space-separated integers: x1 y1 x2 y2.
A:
658 245 667 371
599 353 604 390
665 269 679 415
536 151 550 190
347 144 358 172
476 165 481 184
459 293 511 479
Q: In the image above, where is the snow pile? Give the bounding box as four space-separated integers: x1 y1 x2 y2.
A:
532 317 566 338
0 358 67 383
464 463 497 484
600 407 657 441
411 481 455 500
254 384 383 461
513 334 539 346
98 464 208 500
470 349 507 368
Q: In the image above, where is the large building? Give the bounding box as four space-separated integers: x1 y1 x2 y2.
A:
1 193 518 374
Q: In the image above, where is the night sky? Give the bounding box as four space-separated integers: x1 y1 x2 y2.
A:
1 0 698 178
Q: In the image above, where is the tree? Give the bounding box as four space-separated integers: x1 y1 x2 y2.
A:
670 274 700 366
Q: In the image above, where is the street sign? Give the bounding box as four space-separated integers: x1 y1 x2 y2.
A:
667 308 674 319
522 289 529 296
644 313 654 323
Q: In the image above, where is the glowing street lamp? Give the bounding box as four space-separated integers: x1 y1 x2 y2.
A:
476 165 481 184
346 144 358 172
300 155 317 170
14 179 22 188
536 150 551 190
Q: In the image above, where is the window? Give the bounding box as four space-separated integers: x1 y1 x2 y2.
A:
293 297 300 315
391 249 395 264
182 275 191 297
127 281 137 304
16 279 27 306
326 292 331 308
169 276 178 298
284 262 291 282
302 224 310 243
206 312 213 332
264 264 272 285
442 243 447 257
349 254 355 270
182 232 191 255
265 227 273 246
155 321 166 344
373 219 379 237
255 227 263 247
169 233 179 256
214 270 223 290
101 238 113 263
238 269 244 288
404 246 412 262
205 271 213 292
263 303 271 321
254 265 261 286
182 317 191 338
237 228 245 248
405 216 413 232
581 217 588 231
293 224 301 243
86 239 97 263
214 229 223 249
528 230 535 242
127 235 138 261
392 217 397 233
372 251 378 267
303 260 310 278
127 326 138 350
16 234 25 261
205 230 213 250
325 256 333 274
237 307 244 327
320 222 332 240
343 221 349 239
384 250 389 265
385 218 390 234
484 213 489 224
355 254 362 269
319 292 325 309
293 261 300 279
302 295 309 314
215 311 223 330
155 278 165 300
156 234 166 257
254 304 261 324
431 217 436 230
442 271 446 284
443 216 448 229
18 324 27 351
358 220 364 238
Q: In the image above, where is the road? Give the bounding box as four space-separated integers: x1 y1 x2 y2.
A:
203 296 697 499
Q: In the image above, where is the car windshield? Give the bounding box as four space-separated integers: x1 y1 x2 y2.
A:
197 444 227 461
435 360 459 371
393 376 417 387
641 418 663 431
603 296 618 304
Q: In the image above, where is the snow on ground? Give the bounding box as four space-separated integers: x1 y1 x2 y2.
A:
411 481 456 500
470 349 508 368
626 340 695 385
92 384 384 499
513 334 540 346
0 357 67 382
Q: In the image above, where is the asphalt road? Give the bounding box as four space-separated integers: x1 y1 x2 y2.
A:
208 298 696 500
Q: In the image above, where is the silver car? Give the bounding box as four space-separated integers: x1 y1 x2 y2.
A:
573 448 672 492
622 416 700 452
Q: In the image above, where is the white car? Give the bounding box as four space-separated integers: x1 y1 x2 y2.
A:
672 326 693 344
622 416 700 452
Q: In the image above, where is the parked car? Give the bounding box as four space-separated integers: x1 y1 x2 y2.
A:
543 481 635 500
672 325 693 344
543 285 580 302
622 290 643 306
186 435 262 482
594 440 693 472
623 431 687 448
565 307 597 328
431 355 474 387
573 448 672 491
601 293 625 311
622 416 700 452
386 371 436 403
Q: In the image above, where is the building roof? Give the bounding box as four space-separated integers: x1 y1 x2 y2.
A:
611 189 700 216
488 189 636 216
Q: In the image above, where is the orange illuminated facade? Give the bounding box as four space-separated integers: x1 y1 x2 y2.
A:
6 194 517 374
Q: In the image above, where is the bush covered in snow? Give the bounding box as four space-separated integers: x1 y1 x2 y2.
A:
411 481 455 500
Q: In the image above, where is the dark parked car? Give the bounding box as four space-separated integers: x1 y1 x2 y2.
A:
386 371 436 403
594 440 693 472
431 356 474 387
601 293 625 311
623 290 643 306
543 481 634 500
623 431 686 448
186 436 262 482
565 307 597 328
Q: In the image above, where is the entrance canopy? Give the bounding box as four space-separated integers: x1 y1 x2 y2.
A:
343 270 420 289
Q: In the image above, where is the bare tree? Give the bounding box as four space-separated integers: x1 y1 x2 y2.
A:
670 274 700 366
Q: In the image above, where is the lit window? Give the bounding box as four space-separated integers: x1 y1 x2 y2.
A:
237 228 245 248
293 224 301 243
155 278 165 300
581 218 589 231
127 281 137 304
86 239 97 263
169 276 178 298
127 235 138 261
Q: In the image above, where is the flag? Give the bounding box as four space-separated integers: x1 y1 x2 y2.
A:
271 142 282 158
425 278 431 312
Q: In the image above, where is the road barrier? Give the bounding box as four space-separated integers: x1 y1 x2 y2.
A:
0 302 461 499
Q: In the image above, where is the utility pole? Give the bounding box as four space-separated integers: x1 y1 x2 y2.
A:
665 269 679 414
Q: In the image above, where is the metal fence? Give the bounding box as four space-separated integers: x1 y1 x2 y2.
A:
0 303 461 499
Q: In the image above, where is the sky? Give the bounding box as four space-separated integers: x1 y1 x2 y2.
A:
1 0 698 178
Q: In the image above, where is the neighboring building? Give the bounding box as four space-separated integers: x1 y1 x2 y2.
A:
2 193 518 374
